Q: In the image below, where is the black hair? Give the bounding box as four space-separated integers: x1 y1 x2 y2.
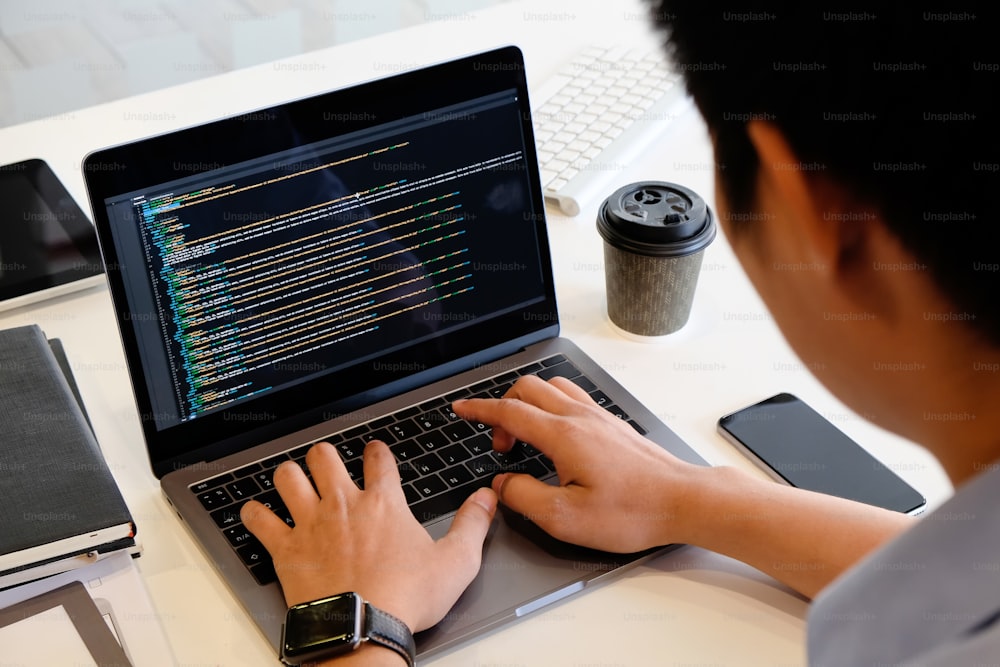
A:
648 3 1000 344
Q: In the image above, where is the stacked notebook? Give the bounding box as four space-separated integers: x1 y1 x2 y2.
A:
0 324 136 588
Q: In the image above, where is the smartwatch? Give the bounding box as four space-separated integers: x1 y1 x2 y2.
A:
280 592 416 666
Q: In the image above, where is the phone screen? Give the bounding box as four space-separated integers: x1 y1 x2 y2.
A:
718 393 926 514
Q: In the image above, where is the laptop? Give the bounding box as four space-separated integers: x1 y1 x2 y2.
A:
82 46 707 659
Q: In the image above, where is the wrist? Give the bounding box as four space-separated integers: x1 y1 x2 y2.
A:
661 463 749 548
312 641 408 667
281 593 416 667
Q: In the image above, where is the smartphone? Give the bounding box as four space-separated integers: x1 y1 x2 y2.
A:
717 393 926 514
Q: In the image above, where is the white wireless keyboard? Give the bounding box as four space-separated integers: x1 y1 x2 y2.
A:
531 43 692 217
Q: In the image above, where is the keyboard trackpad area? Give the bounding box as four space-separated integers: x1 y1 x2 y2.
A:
415 502 658 656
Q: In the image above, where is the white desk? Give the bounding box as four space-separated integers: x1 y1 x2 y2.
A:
0 1 952 665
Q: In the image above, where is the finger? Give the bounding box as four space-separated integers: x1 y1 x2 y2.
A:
454 394 570 459
547 376 595 404
361 440 404 496
306 441 354 499
272 460 318 524
491 473 576 537
240 499 291 551
436 488 498 579
508 374 588 413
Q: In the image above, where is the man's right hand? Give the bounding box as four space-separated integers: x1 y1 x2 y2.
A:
456 373 913 600
454 374 708 553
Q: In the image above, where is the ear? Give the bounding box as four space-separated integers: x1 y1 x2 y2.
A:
744 120 898 320
744 120 871 272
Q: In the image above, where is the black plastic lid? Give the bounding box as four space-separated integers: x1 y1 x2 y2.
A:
596 181 716 257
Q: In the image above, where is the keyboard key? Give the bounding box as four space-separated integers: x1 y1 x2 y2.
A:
344 459 364 487
629 420 648 435
398 461 420 484
470 379 494 393
439 406 460 422
520 457 551 479
191 473 234 494
226 477 261 502
342 425 369 439
253 470 275 491
589 389 612 407
537 361 581 381
224 525 257 548
389 419 421 440
445 387 472 402
418 397 447 411
198 487 233 511
409 479 492 524
389 439 423 461
249 560 277 585
236 539 271 568
541 355 566 367
466 454 503 479
465 434 492 456
415 411 448 430
403 484 421 505
415 430 448 451
442 421 475 442
491 448 525 469
437 444 472 466
272 505 295 528
337 438 364 460
519 441 541 457
517 362 543 375
260 453 290 469
489 383 512 398
396 406 421 419
234 462 262 478
440 465 474 488
604 404 632 421
494 370 519 384
289 444 313 459
363 428 396 445
571 375 598 393
369 415 395 429
412 452 445 475
256 490 284 511
415 475 447 498
210 505 243 529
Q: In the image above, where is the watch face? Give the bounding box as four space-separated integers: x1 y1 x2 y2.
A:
282 593 363 662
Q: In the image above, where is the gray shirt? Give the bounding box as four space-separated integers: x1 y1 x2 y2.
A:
808 464 1000 666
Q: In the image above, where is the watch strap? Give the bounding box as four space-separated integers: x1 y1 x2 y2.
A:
364 602 416 666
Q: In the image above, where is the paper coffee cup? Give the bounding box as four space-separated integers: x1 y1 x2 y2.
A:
596 181 716 338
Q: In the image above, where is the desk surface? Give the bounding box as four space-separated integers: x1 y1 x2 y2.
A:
0 1 952 665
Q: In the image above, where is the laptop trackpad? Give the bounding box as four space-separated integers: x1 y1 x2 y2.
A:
415 504 657 656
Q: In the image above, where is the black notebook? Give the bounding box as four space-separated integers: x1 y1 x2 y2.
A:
0 325 135 578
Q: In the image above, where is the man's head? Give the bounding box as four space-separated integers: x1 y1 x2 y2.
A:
649 3 996 341
648 3 998 474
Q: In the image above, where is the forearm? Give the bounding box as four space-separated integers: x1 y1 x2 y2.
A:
677 465 914 599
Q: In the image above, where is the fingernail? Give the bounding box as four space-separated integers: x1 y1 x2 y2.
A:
472 487 498 514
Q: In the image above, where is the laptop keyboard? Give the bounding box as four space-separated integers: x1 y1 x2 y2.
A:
189 354 646 585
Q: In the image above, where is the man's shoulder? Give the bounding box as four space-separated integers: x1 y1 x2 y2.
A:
807 464 1000 667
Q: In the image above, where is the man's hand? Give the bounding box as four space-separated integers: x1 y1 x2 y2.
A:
454 374 706 553
241 440 497 633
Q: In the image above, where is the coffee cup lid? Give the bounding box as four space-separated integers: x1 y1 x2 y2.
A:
597 181 716 257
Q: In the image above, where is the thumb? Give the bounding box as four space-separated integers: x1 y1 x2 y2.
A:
492 473 576 538
437 488 498 573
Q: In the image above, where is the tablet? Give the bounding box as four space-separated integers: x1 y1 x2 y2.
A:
0 159 104 311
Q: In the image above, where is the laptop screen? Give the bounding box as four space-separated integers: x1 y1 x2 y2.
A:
85 47 557 475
